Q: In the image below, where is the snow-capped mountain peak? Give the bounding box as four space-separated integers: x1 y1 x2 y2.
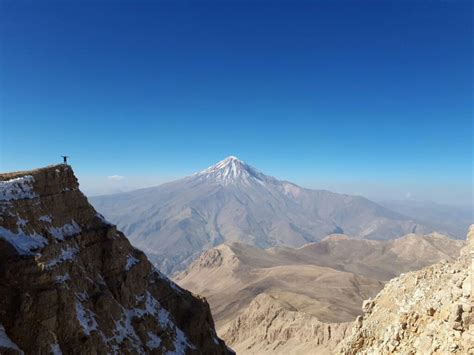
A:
91 157 430 275
195 156 267 186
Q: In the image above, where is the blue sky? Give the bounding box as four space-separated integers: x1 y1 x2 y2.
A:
0 0 472 204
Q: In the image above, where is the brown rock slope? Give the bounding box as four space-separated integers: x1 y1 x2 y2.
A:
291 233 464 281
175 234 463 354
175 243 383 328
337 225 474 354
0 165 232 354
221 293 352 355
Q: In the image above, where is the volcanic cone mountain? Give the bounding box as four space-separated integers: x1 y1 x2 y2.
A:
91 156 430 274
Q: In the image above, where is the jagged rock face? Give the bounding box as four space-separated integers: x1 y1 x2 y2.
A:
0 165 232 354
336 225 474 354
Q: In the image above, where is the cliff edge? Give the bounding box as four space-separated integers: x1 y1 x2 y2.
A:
0 165 232 354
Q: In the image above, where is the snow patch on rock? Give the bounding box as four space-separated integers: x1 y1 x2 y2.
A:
75 302 98 336
146 332 162 349
46 247 79 269
76 291 89 302
0 324 23 353
0 226 48 255
39 215 52 223
16 216 28 227
55 273 70 284
0 176 37 201
125 255 139 271
107 292 195 354
108 309 143 353
48 221 81 241
50 343 62 355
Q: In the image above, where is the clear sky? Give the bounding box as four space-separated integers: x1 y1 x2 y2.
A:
0 0 472 204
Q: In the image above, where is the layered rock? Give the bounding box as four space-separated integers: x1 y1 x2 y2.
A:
336 225 474 354
0 165 232 354
220 293 351 355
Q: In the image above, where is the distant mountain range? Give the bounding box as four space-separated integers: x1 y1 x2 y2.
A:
91 156 433 274
379 199 472 238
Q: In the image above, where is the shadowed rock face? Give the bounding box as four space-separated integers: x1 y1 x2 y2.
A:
91 156 429 275
0 165 232 354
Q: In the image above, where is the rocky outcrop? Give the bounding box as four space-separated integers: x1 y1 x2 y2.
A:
221 293 351 355
336 225 474 354
0 165 232 354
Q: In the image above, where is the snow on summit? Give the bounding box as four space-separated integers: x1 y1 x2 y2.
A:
194 156 269 186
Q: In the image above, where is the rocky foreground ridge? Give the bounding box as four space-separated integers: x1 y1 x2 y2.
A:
177 228 469 354
0 165 232 354
336 224 474 354
220 293 352 354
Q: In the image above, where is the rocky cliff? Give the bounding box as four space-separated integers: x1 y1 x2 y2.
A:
336 225 474 354
0 165 232 354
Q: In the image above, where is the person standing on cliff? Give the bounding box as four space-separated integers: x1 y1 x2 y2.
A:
61 155 69 165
